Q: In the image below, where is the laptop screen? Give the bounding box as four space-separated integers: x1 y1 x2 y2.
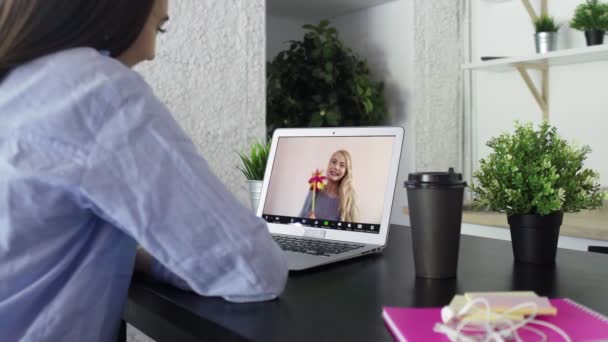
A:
262 136 396 234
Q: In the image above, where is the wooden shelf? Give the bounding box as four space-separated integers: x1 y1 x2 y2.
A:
403 206 608 241
463 44 608 72
267 0 398 20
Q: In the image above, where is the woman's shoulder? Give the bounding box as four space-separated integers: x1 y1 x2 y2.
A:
12 47 150 96
38 48 130 75
0 47 162 146
14 47 158 114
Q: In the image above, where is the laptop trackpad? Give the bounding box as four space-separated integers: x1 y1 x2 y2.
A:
303 228 326 239
284 251 334 271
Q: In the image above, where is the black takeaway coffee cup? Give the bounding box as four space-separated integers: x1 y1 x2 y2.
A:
404 168 467 279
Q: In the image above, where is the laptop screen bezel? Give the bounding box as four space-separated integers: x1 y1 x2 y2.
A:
256 127 404 246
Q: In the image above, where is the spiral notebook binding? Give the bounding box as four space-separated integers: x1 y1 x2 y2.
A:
564 298 608 322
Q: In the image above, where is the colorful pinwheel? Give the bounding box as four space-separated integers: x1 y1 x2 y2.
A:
308 169 326 214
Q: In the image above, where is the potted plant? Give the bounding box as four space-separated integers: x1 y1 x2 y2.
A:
237 141 271 210
471 122 603 264
570 0 608 46
266 20 387 138
533 14 559 53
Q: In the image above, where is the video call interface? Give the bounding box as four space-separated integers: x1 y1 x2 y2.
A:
261 136 395 235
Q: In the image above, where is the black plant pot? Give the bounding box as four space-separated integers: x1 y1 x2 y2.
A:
508 211 563 265
585 30 605 46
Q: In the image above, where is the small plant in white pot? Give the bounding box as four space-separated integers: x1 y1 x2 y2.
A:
570 0 608 46
471 122 603 264
237 141 271 211
534 14 559 53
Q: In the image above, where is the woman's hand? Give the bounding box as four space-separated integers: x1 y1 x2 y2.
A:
308 211 316 219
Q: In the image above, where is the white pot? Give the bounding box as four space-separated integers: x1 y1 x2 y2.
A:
247 180 263 211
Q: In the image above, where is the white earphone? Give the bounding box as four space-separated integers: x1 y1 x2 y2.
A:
434 297 572 342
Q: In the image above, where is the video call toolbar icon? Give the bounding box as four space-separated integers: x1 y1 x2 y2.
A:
261 214 380 234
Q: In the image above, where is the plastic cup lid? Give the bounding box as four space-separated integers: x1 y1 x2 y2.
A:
404 167 466 187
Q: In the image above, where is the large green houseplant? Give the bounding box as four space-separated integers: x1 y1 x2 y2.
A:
471 122 603 264
569 0 608 46
266 20 387 138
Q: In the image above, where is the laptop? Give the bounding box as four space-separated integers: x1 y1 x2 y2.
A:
257 127 404 271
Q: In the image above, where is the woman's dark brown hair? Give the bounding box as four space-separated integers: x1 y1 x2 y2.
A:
0 0 155 80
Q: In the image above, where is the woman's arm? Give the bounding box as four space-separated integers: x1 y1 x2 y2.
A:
80 72 287 303
135 246 191 291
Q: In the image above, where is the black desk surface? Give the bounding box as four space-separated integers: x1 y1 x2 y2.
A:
125 225 608 342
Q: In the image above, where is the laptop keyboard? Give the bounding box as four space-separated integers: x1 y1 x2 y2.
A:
272 235 364 257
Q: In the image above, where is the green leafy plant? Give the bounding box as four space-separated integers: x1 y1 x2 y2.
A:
570 0 608 31
471 122 603 216
603 189 608 201
534 14 559 33
266 20 388 138
237 141 271 181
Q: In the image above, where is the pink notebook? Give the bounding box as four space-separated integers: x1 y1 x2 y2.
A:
382 299 608 341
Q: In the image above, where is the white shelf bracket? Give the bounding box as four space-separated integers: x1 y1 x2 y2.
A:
521 0 548 22
541 63 549 121
515 62 549 120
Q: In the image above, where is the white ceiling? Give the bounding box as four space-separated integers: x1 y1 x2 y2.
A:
267 0 397 20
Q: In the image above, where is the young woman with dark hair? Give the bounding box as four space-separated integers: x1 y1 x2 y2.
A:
0 1 287 341
0 0 164 76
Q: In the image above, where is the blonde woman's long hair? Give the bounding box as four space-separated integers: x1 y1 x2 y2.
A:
333 150 358 222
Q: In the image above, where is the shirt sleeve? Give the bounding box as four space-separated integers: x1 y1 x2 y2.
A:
79 72 288 303
150 259 192 291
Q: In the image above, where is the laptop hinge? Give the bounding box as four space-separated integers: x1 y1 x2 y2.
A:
303 228 326 239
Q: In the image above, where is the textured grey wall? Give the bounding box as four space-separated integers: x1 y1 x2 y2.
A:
413 0 464 172
128 1 265 341
136 0 266 205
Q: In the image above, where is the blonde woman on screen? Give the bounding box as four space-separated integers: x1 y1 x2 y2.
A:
300 150 358 222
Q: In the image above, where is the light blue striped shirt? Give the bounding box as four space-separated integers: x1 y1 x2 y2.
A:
0 48 288 342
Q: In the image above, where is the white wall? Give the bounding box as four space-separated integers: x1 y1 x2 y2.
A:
470 0 608 186
266 0 416 225
136 0 266 206
330 0 416 225
412 0 465 174
129 1 265 340
266 15 308 60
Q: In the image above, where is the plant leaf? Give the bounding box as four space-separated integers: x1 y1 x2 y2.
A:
309 112 324 127
266 19 388 136
326 111 341 126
